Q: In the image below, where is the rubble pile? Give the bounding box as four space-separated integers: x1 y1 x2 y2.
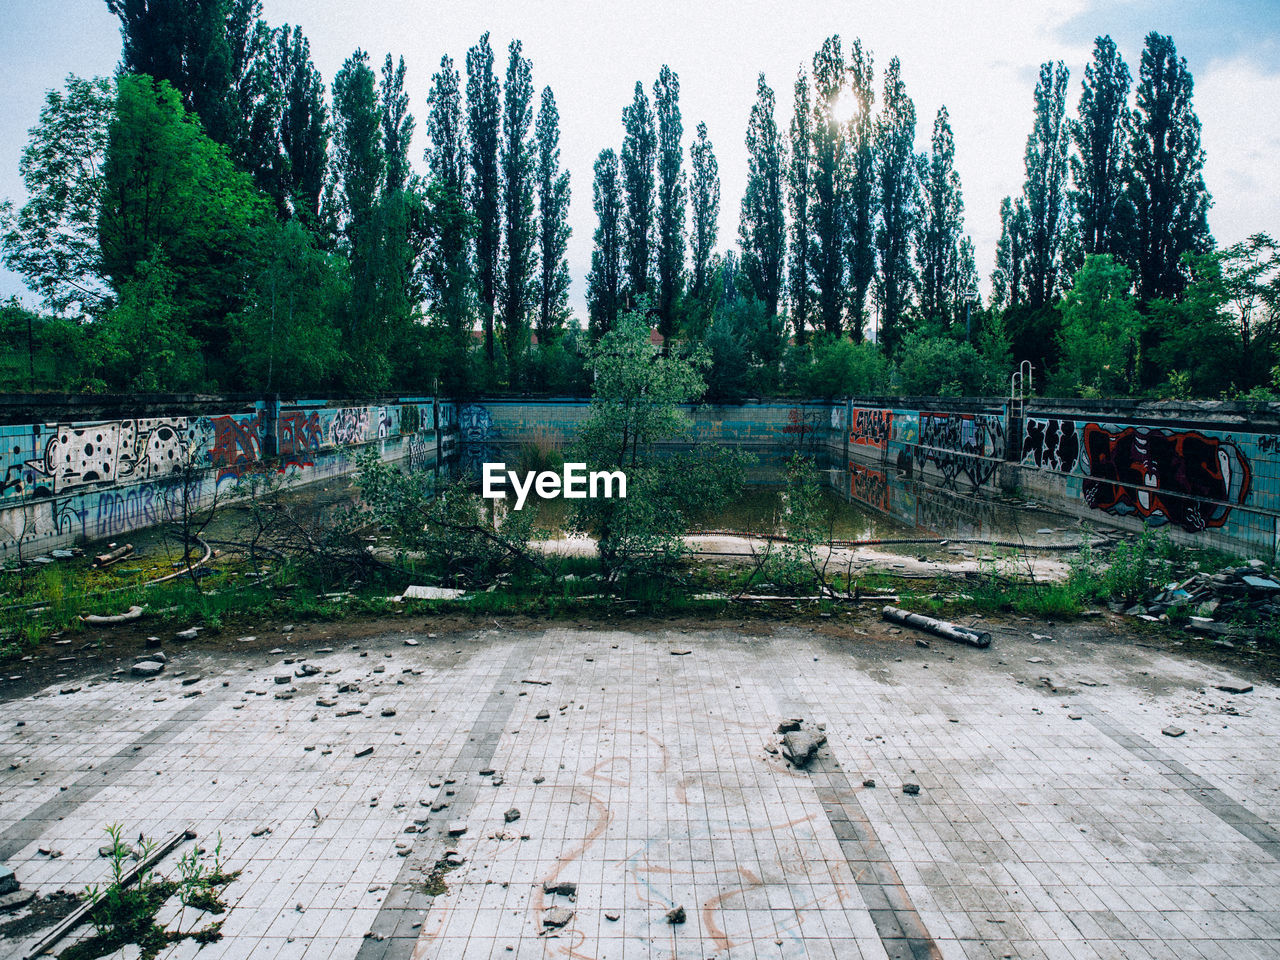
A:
1123 559 1279 643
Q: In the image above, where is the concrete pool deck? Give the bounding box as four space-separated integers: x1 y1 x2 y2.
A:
1 616 1277 959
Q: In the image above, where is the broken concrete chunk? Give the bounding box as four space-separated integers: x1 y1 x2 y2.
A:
862 779 876 789
0 865 17 895
1214 683 1254 695
780 730 826 769
174 627 201 641
666 905 686 924
1162 726 1185 738
543 880 576 897
776 718 802 733
504 808 521 823
251 825 272 837
447 821 467 836
543 906 574 929
0 889 35 912
131 661 165 678
902 783 921 796
354 746 374 758
535 709 550 720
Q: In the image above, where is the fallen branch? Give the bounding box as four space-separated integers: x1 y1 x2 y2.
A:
881 605 991 648
80 605 144 625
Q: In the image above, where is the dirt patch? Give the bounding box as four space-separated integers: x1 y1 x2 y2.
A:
0 889 80 941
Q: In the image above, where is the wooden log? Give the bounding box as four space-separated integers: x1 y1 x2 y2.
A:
92 543 134 568
881 605 991 648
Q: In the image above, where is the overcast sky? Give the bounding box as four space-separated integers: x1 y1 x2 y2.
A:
2 0 1278 318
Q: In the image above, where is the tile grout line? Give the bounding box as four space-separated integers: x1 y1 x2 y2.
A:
1083 706 1280 860
356 637 539 960
0 691 227 863
776 677 943 960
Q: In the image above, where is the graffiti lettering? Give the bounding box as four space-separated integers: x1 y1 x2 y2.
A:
1021 418 1080 472
849 408 892 449
917 412 1005 491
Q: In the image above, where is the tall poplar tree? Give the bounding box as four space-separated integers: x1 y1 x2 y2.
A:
915 106 965 329
738 74 786 317
498 40 536 383
873 57 918 352
1071 36 1132 258
278 27 329 225
621 81 657 307
425 54 471 359
787 68 813 342
587 148 623 338
809 36 846 336
106 0 237 144
1021 61 1071 308
466 33 501 364
844 39 877 341
689 121 720 302
331 49 386 379
380 54 413 195
1127 31 1212 303
991 195 1029 310
535 86 571 343
653 66 686 340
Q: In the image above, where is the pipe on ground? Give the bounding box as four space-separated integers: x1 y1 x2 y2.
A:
881 605 991 648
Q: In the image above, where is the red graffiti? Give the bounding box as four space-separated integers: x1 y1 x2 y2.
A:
278 411 322 471
209 412 264 481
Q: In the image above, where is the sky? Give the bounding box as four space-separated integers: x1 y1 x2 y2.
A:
2 0 1279 319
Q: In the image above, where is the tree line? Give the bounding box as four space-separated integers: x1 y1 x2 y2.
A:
1 3 1277 400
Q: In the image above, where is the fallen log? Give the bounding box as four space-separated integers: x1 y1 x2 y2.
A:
93 543 134 568
881 605 991 648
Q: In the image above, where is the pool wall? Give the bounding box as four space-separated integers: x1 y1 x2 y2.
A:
3 394 1279 561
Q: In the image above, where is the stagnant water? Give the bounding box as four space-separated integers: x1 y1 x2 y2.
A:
469 445 1094 552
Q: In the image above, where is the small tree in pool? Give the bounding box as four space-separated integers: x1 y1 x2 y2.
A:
570 305 746 585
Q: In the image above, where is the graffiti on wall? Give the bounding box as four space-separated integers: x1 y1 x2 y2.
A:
849 408 892 450
208 412 266 481
916 411 1006 491
278 411 323 471
1080 425 1251 531
2 418 206 502
1021 418 1080 472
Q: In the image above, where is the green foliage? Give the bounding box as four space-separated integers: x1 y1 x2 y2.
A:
1051 254 1142 396
356 450 538 587
757 455 831 593
792 333 889 398
894 332 990 396
99 74 268 382
570 307 746 582
0 75 114 316
96 255 202 392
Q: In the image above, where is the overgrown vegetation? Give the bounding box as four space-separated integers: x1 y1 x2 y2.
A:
61 825 238 960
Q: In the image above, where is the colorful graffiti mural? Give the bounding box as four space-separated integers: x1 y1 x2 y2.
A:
1080 425 1251 531
849 463 890 511
916 411 1006 491
849 408 892 450
1020 418 1254 532
0 399 443 559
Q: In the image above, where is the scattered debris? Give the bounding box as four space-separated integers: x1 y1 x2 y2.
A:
862 779 876 789
354 747 374 758
504 808 521 823
543 880 576 898
666 905 686 924
93 543 134 568
81 605 144 625
1214 682 1254 695
131 661 165 678
1162 726 1185 738
776 718 802 733
447 821 467 836
902 783 921 796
